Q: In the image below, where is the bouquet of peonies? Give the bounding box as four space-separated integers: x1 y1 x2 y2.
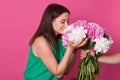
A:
62 20 113 80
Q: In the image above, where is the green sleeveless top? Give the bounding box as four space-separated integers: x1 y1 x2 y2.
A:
24 39 66 80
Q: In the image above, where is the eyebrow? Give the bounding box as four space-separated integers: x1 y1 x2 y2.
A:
62 19 69 21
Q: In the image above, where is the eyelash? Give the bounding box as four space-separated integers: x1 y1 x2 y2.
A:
61 21 69 24
61 22 65 23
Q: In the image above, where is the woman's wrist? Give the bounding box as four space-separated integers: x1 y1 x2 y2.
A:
67 46 75 53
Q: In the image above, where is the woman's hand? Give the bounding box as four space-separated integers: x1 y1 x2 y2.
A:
68 37 88 51
80 49 95 59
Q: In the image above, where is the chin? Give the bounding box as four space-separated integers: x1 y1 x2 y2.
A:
60 32 64 35
57 31 64 35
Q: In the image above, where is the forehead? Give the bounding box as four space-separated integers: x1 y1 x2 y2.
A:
55 12 69 21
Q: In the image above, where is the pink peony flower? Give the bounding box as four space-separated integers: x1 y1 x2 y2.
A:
87 22 104 41
71 20 88 28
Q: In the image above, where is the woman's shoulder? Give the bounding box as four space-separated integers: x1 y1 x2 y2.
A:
35 36 47 41
33 36 49 46
32 36 51 56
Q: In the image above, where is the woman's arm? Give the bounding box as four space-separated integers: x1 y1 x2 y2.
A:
32 36 86 78
65 53 77 74
33 37 73 78
98 53 120 64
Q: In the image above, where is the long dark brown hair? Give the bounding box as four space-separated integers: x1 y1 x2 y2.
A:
29 3 70 48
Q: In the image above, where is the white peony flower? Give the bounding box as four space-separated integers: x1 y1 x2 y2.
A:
63 25 73 33
93 37 113 53
67 26 87 43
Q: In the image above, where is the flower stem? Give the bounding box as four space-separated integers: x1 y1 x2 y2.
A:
75 53 101 80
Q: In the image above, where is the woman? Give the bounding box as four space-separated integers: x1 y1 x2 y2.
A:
24 3 88 80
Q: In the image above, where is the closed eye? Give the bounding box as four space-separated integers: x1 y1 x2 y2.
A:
61 21 65 24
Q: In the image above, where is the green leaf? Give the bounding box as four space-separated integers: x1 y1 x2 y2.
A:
75 52 101 80
84 54 90 64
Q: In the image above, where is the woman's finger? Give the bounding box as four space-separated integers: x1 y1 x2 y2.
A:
80 52 87 59
74 37 85 47
78 38 88 47
90 50 95 56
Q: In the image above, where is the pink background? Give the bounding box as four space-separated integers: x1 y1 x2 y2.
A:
0 0 120 80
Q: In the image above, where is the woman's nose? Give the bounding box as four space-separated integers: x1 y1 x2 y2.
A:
65 22 68 27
